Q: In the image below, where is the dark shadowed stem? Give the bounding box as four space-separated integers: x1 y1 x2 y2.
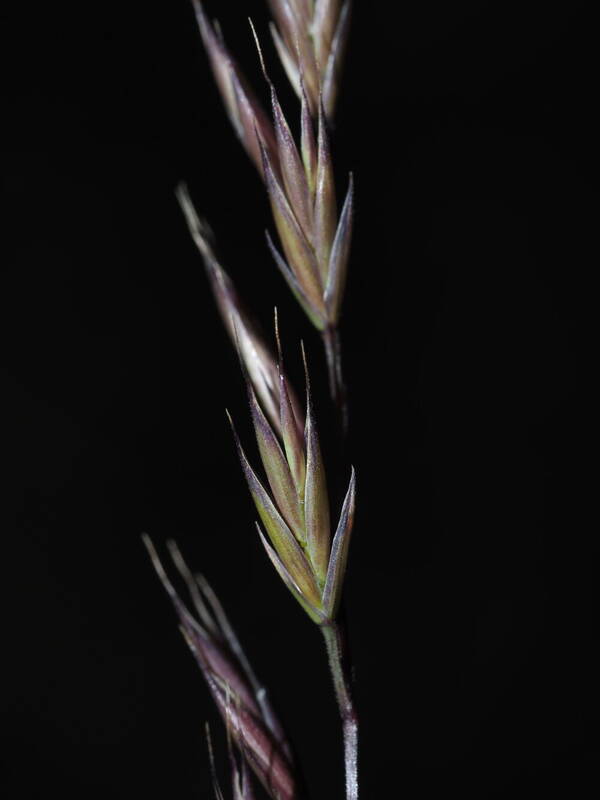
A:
322 325 348 435
321 621 358 800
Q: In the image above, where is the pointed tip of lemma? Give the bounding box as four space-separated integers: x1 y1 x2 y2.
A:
248 17 270 83
141 532 156 566
300 340 311 392
300 338 307 365
273 306 284 367
141 531 155 556
347 465 357 498
165 537 183 561
174 180 189 200
225 408 245 454
192 0 209 33
141 535 179 600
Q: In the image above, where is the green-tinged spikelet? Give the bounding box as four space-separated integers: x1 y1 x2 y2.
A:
229 330 355 623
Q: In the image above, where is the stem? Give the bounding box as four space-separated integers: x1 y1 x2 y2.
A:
321 621 358 800
322 325 348 434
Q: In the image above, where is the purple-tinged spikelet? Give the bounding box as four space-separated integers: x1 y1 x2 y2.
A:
177 184 304 439
191 6 354 337
259 92 354 333
193 1 278 176
144 538 297 800
267 0 352 119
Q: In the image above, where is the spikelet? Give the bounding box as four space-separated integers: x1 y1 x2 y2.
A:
229 329 355 623
177 184 305 439
262 93 354 332
193 1 278 175
191 5 354 334
267 0 352 119
144 538 297 800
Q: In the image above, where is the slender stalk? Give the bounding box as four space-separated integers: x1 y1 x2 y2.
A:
322 325 348 434
321 621 358 800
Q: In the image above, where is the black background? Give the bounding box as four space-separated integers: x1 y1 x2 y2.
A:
2 1 597 798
